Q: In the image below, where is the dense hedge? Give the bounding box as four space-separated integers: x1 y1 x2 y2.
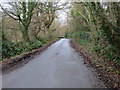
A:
2 40 43 59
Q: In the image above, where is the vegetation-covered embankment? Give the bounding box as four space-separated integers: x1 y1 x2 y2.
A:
66 2 120 88
1 2 65 60
70 40 119 88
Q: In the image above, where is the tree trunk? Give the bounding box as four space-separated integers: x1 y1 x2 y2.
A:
21 26 29 42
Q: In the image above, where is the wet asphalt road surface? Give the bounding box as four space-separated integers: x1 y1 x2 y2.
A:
2 39 105 88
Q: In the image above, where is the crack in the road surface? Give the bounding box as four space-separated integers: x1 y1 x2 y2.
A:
2 39 106 88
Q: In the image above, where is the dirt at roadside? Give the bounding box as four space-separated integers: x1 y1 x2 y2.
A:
70 39 120 89
2 40 58 74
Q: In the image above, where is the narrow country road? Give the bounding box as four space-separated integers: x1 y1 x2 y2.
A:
3 39 105 88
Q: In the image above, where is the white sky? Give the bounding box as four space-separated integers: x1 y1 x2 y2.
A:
55 0 71 26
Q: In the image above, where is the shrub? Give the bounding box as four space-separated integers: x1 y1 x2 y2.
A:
2 41 19 58
2 40 43 59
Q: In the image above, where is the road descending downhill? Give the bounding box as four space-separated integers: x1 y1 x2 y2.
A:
3 39 105 88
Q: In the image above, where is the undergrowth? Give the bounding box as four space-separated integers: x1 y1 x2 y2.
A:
2 40 43 60
66 31 120 66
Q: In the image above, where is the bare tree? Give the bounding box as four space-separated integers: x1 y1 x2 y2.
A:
0 2 37 41
30 2 68 40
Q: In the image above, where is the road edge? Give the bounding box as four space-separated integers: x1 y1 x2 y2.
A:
2 40 58 73
70 39 119 89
